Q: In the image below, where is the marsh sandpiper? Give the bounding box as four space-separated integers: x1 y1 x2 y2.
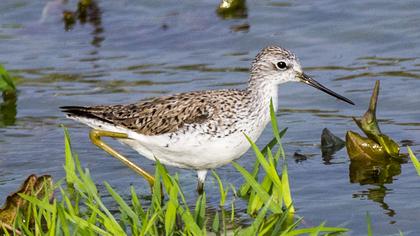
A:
61 45 354 193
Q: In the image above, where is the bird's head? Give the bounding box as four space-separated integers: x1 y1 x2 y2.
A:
250 45 354 105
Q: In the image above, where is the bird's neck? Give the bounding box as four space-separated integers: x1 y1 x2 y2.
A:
246 77 279 113
245 76 279 132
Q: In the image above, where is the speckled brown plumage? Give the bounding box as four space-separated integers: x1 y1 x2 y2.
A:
61 45 353 189
61 89 250 136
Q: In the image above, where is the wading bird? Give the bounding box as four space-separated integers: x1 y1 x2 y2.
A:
61 46 354 193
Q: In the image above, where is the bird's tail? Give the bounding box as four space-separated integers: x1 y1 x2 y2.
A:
60 106 110 124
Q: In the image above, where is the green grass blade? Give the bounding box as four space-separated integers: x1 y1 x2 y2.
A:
247 171 275 215
270 99 281 143
63 126 77 185
211 210 220 233
262 128 288 156
367 212 373 236
258 214 281 236
309 221 325 236
165 183 179 235
104 182 139 224
84 202 126 235
281 162 294 213
141 211 160 235
239 127 287 197
241 197 273 235
130 186 145 217
408 147 420 176
64 212 113 236
244 135 282 190
194 192 207 229
156 159 174 193
212 170 228 206
18 193 55 213
232 161 281 213
152 165 162 210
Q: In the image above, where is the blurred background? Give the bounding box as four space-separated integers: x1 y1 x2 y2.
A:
1 0 420 234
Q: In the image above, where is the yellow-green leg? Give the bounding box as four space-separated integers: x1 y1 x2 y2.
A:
89 129 155 188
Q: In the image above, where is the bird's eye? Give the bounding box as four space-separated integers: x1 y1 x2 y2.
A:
276 61 287 70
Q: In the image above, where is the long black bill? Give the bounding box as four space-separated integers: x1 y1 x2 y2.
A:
299 73 355 105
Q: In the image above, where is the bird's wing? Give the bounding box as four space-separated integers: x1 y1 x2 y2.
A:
61 91 218 136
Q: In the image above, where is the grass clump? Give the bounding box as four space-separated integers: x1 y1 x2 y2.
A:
1 102 348 235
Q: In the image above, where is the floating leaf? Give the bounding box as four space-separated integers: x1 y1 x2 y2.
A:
346 131 386 162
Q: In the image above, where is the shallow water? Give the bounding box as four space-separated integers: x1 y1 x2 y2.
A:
1 0 420 234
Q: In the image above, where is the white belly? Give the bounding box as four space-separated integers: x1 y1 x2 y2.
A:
122 131 253 169
70 116 267 170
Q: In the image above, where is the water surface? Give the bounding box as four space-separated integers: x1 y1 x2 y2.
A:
1 0 420 234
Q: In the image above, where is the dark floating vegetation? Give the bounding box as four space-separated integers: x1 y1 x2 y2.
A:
320 128 345 163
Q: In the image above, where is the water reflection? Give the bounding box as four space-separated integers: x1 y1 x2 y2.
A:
62 0 104 48
0 93 17 127
352 185 396 218
350 160 401 218
349 160 401 185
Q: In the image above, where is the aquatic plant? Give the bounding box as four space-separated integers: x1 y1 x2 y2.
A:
0 103 347 235
0 65 16 96
346 80 402 161
0 65 17 127
216 0 247 19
